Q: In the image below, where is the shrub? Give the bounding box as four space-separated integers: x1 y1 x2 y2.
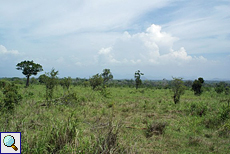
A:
1 83 22 112
89 74 103 90
44 68 59 106
60 77 72 90
215 82 229 94
192 77 204 95
219 105 230 122
171 77 186 104
145 121 168 138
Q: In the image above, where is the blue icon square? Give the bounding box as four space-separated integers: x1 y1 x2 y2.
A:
0 132 21 154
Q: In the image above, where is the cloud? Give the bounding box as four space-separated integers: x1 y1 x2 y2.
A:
0 0 172 39
161 0 230 55
0 1 229 79
96 24 206 66
0 45 19 55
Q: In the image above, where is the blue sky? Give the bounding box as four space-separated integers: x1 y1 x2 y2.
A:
0 0 230 80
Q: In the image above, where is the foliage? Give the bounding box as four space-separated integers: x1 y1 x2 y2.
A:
38 74 48 84
215 82 229 94
16 60 43 87
134 70 144 89
171 77 186 104
101 69 113 85
60 77 72 90
192 77 204 95
184 80 193 89
145 121 168 138
219 105 230 122
190 102 207 117
0 80 9 89
83 81 90 87
89 73 103 90
44 68 59 105
30 77 38 85
1 83 22 112
2 80 230 153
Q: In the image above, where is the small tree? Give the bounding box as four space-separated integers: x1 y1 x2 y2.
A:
89 73 103 90
38 74 48 84
16 60 43 87
171 77 186 104
192 77 204 95
101 69 113 85
134 70 144 89
60 77 72 90
44 68 59 106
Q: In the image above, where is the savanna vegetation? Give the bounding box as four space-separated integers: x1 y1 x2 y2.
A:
0 61 230 153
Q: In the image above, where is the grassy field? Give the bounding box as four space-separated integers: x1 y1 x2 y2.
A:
1 84 230 153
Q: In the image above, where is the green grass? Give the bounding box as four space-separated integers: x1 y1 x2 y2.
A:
1 84 230 153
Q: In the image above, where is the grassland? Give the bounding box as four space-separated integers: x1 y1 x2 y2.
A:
1 84 230 153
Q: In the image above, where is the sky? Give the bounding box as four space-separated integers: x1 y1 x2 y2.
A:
0 0 230 80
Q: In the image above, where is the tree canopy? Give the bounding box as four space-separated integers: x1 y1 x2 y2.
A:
16 60 43 87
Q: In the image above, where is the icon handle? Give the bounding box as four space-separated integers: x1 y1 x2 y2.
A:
11 144 18 151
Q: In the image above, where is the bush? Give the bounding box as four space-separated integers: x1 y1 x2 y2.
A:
171 78 186 104
60 77 72 90
1 83 22 112
89 74 103 90
192 77 204 95
215 82 229 94
44 69 59 106
219 105 230 122
145 121 168 138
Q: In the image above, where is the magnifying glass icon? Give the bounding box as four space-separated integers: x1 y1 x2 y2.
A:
3 135 18 151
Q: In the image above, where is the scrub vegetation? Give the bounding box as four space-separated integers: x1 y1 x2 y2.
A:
0 65 230 153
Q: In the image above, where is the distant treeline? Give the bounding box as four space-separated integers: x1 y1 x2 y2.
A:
1 77 230 89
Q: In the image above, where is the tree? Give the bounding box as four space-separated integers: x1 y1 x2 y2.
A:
192 77 204 95
60 77 72 90
38 74 48 84
44 68 59 106
171 77 186 104
101 69 113 85
16 60 43 87
134 70 144 89
89 73 103 90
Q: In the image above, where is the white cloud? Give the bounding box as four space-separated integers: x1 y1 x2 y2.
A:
0 0 172 39
162 1 230 55
96 24 205 66
0 45 19 55
98 47 112 55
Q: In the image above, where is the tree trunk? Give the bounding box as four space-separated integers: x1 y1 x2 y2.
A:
26 75 30 87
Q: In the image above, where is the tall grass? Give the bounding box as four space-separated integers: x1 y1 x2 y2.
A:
0 84 229 153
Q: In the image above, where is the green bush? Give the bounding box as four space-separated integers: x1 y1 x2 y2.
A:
1 83 22 112
89 74 103 90
219 105 230 122
192 77 204 95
